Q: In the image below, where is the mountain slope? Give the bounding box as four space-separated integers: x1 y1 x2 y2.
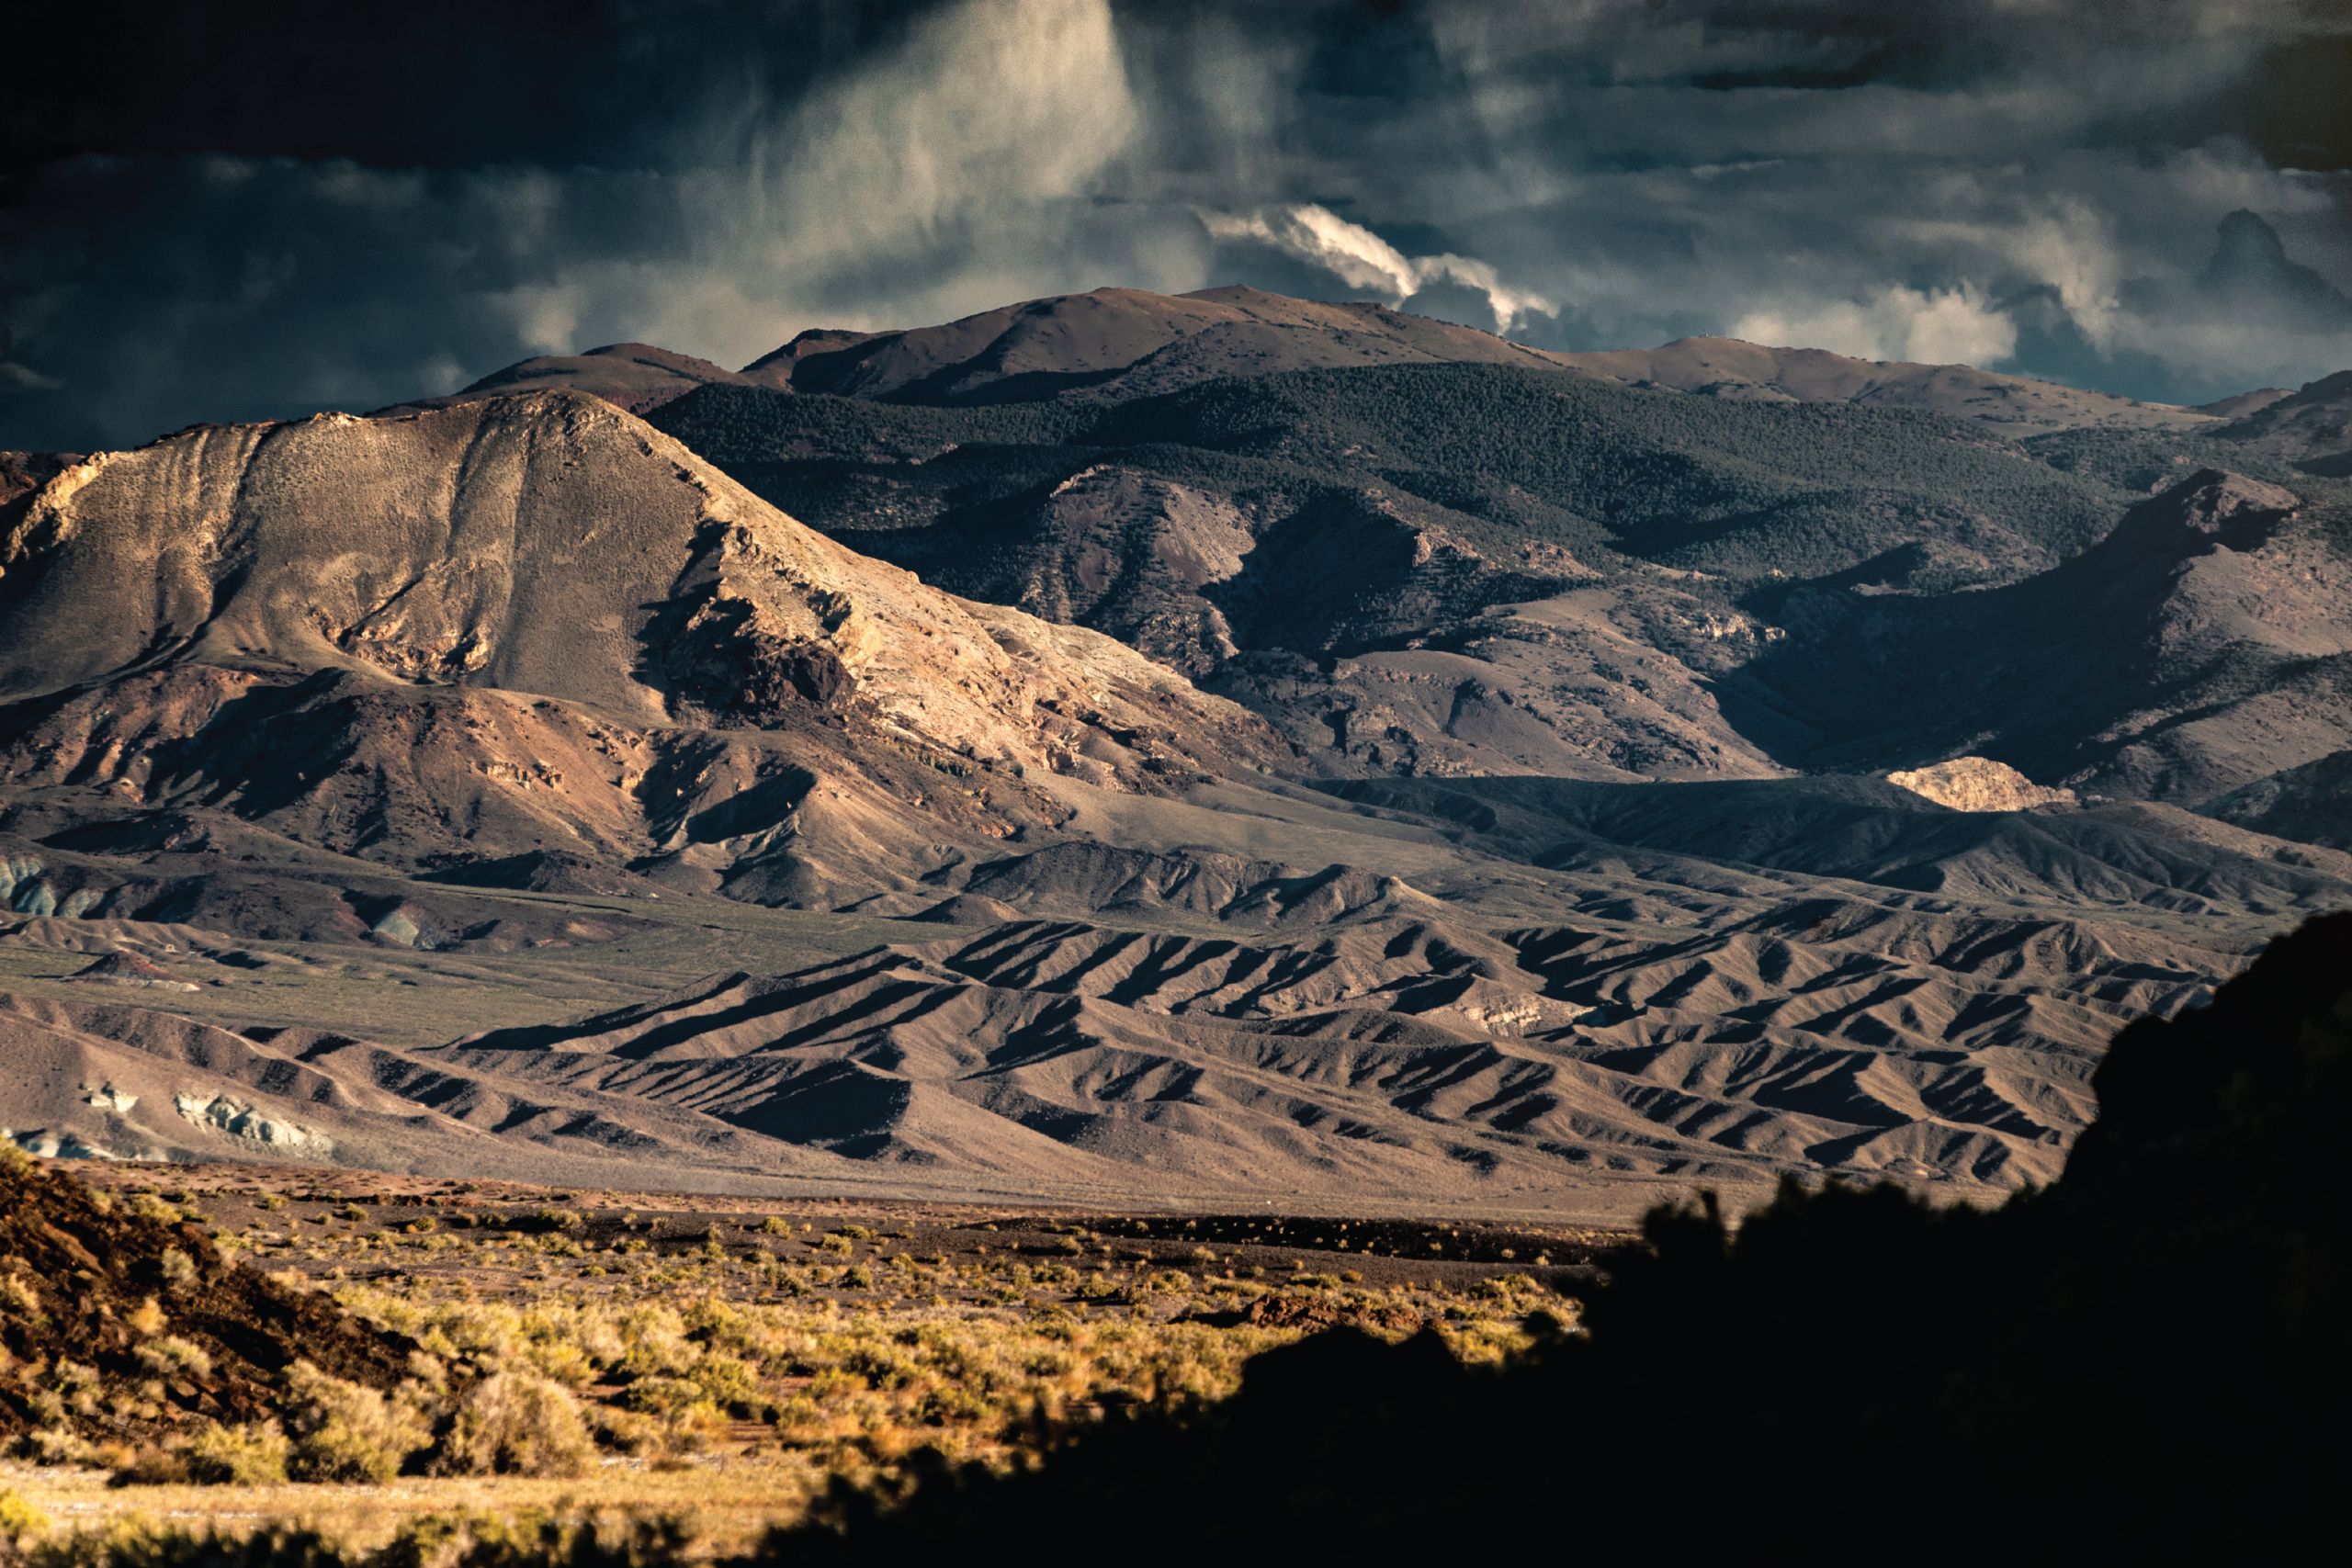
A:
2215 369 2352 471
2201 748 2352 849
411 287 2227 441
1734 468 2352 802
1557 336 2214 434
646 362 2153 782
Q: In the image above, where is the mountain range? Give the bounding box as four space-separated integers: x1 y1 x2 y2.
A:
0 285 2346 1214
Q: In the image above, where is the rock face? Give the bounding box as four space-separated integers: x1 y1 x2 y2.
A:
2123 468 2301 548
1886 758 2076 813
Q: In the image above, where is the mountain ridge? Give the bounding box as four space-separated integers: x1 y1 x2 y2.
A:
386 284 2254 437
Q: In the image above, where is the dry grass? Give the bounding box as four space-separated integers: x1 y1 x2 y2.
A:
2 1173 1593 1560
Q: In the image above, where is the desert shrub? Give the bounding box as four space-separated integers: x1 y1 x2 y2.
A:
619 1375 721 1455
284 1362 433 1483
0 1485 48 1548
107 1445 194 1486
1 1270 43 1321
134 1336 214 1381
437 1372 594 1479
12 1511 694 1568
27 1427 100 1465
184 1421 293 1485
127 1194 185 1225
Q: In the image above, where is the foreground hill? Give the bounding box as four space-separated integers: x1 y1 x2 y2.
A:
0 1146 409 1446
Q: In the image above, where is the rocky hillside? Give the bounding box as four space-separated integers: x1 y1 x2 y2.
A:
2213 368 2352 471
0 1147 409 1446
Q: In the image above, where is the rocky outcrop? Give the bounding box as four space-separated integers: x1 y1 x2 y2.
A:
2111 468 2301 554
1886 757 2075 813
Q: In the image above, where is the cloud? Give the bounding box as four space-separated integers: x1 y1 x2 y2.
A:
4 0 2351 447
0 0 1185 448
1731 285 2018 367
1201 203 1557 331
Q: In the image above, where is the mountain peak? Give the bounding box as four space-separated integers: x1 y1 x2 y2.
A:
0 389 1278 807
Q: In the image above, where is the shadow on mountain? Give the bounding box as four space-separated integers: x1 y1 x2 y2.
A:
764 909 2352 1560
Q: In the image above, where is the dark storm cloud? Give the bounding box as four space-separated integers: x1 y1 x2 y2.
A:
4 0 2349 450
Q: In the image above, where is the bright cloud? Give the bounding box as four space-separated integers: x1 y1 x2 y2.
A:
1202 203 1559 333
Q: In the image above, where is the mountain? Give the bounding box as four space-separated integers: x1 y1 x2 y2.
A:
740 285 1576 404
2197 209 2352 327
643 361 2217 784
0 392 1279 903
385 343 757 415
2 289 2348 1210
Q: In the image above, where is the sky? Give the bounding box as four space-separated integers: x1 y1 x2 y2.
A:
5 0 2350 451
